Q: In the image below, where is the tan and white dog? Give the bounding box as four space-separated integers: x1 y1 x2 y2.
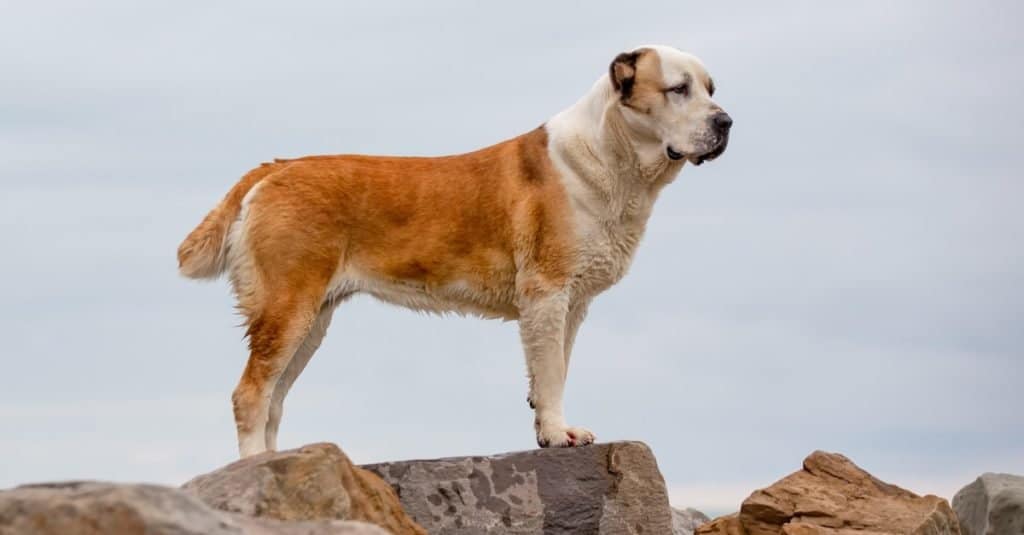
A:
178 45 731 458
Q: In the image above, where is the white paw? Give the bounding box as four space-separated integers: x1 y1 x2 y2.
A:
536 425 596 448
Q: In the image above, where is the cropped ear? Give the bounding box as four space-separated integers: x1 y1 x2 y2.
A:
609 51 641 100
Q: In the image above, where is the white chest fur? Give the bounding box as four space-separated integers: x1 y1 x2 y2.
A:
569 219 647 298
545 78 679 301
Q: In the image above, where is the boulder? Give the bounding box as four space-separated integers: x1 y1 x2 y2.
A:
362 441 672 534
183 442 425 535
0 480 388 535
694 451 960 535
952 473 1024 535
697 514 744 535
673 506 711 535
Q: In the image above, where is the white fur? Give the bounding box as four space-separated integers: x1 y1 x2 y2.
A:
525 45 723 446
640 45 721 159
225 181 264 310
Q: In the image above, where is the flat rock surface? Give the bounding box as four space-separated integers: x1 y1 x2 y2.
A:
363 441 672 535
0 480 389 535
695 451 960 535
953 472 1024 535
183 442 425 535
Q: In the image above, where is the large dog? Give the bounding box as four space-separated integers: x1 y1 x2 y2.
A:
178 45 731 458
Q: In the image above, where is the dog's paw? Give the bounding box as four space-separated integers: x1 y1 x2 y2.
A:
536 425 595 448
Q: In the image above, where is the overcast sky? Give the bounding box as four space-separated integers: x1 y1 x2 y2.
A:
2 0 1021 515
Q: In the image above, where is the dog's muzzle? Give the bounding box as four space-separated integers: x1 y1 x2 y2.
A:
666 135 730 165
690 136 729 166
671 111 733 166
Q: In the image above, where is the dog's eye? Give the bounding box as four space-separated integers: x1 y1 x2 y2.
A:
669 83 689 97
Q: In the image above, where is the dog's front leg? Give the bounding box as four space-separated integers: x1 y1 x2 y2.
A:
519 291 595 448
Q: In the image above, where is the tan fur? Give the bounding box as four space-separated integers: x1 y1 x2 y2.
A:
179 45 729 456
177 164 276 278
622 48 665 113
181 127 577 454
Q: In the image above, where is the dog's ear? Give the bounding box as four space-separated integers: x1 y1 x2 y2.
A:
609 51 641 100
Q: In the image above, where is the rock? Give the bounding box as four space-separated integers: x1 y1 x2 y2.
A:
183 442 425 535
695 451 961 535
0 480 389 535
363 441 672 535
673 506 711 535
697 514 744 535
952 473 1024 535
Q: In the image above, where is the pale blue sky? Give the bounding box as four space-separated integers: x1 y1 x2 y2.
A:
1 1 1021 513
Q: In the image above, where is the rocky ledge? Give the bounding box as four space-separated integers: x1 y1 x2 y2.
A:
183 443 426 535
0 441 680 535
363 441 671 534
2 442 1022 535
0 480 388 535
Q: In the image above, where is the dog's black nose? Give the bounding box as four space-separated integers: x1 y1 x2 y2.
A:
712 112 733 131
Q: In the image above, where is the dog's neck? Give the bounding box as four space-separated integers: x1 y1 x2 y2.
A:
546 76 684 224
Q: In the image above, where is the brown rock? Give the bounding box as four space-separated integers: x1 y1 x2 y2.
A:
183 443 426 535
696 514 745 535
0 480 389 535
696 451 961 535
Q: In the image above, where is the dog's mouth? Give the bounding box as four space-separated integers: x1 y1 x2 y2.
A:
666 146 686 161
667 135 729 166
689 135 729 166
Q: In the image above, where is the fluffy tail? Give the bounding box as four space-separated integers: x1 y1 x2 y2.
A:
177 165 274 279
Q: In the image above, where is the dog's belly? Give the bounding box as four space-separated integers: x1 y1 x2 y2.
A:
327 268 519 320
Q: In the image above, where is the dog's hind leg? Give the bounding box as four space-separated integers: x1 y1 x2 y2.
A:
264 298 344 452
232 282 329 458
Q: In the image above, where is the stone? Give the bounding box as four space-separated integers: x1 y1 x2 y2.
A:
697 514 744 535
694 451 960 535
673 506 712 535
0 480 389 535
183 442 425 535
952 473 1024 535
363 441 672 535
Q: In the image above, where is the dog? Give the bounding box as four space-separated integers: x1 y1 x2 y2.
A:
178 45 731 458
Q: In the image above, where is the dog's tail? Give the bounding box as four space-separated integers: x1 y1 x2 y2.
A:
177 165 273 279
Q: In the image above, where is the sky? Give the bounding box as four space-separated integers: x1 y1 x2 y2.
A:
1 0 1022 515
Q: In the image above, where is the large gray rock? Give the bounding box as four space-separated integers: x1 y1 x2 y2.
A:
0 481 389 535
672 507 711 535
953 473 1024 535
363 441 672 535
183 443 425 535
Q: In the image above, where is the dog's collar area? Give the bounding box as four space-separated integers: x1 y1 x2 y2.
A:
666 146 685 161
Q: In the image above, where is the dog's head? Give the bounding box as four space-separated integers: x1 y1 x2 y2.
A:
609 45 731 166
